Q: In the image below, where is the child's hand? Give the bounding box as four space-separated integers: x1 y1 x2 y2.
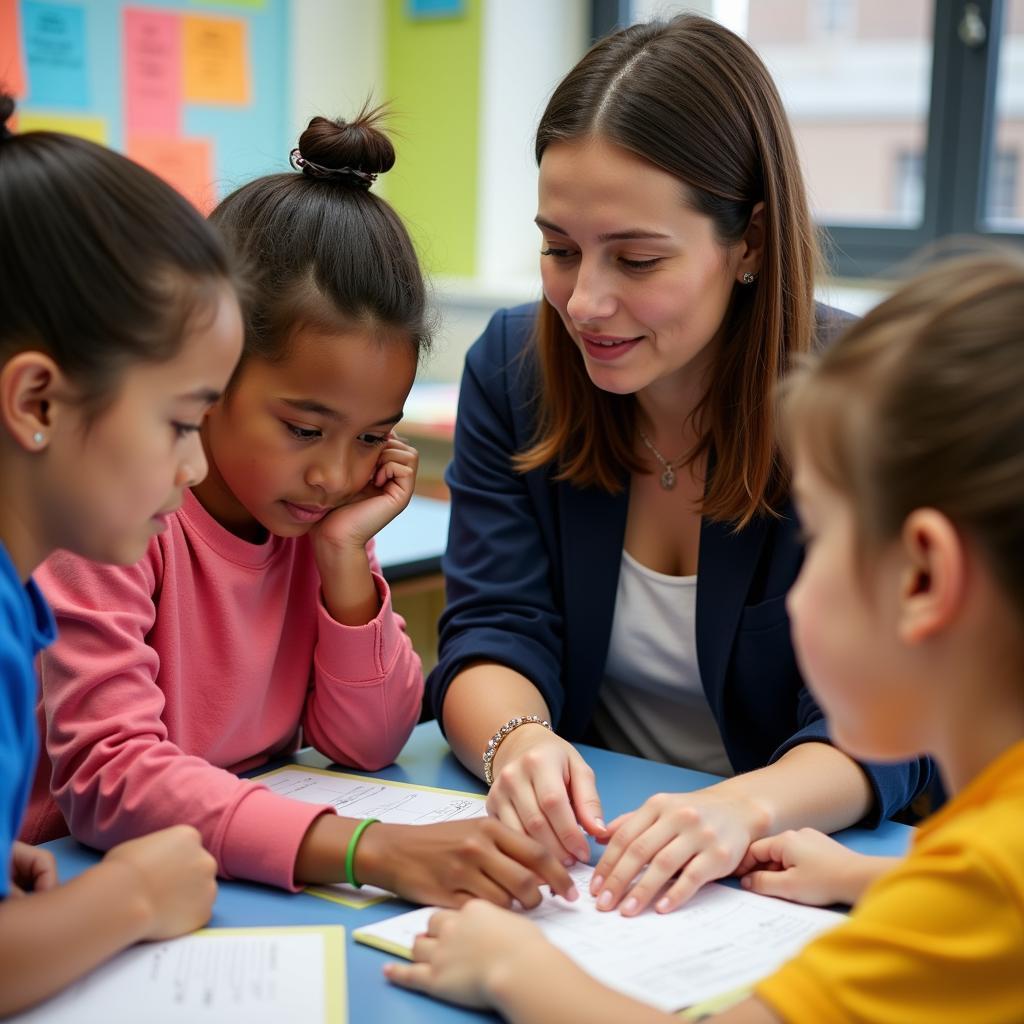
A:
359 818 579 910
313 436 419 552
102 825 218 940
385 901 549 1010
735 827 888 906
8 841 58 895
589 787 764 915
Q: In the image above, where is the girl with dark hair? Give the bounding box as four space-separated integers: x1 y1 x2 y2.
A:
26 109 574 909
430 14 930 916
391 250 1024 1024
0 94 239 1015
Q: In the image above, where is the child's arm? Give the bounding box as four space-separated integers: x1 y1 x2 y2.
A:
302 436 424 771
294 812 579 908
735 827 899 906
300 537 423 772
37 551 334 891
386 901 782 1024
0 826 216 1017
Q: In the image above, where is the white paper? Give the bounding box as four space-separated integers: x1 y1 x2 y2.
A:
258 767 486 902
258 767 486 824
355 863 845 1011
12 930 332 1024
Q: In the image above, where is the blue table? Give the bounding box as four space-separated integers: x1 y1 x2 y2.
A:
43 723 912 1022
374 495 450 582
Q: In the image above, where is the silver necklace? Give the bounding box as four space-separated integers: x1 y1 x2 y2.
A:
638 429 687 490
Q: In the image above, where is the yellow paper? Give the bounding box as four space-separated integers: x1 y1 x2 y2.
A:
183 14 249 104
202 926 347 1023
16 112 107 145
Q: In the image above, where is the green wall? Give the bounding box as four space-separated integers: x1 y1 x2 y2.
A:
384 0 481 278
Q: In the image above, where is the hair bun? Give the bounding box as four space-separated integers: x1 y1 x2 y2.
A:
297 105 395 180
0 93 16 140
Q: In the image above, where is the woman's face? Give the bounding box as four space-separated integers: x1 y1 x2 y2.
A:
537 136 758 401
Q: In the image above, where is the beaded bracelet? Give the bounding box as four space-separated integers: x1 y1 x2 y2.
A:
345 817 379 888
482 715 552 786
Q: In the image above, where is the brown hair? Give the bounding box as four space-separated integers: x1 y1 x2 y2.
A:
0 93 239 412
514 14 820 526
782 249 1024 613
210 106 430 372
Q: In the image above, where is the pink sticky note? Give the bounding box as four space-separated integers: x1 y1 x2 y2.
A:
124 8 182 138
1 0 28 100
128 136 215 213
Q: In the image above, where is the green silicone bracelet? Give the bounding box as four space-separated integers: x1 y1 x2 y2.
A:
345 817 379 888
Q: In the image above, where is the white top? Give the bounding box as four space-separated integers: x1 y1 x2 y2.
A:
592 550 733 777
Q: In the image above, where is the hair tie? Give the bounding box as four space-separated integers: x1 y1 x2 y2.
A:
289 148 376 189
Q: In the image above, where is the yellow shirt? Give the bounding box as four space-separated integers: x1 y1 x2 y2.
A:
756 740 1024 1024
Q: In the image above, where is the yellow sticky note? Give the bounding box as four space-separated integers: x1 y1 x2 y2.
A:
183 14 249 104
16 112 108 145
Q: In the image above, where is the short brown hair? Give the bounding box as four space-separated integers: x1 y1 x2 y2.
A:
782 249 1024 613
514 14 821 526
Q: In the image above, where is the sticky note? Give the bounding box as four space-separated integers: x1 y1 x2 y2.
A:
0 0 27 99
183 14 249 105
23 1 90 110
127 135 216 213
17 110 107 144
124 8 182 138
188 0 266 7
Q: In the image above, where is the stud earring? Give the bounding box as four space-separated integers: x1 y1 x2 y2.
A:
741 271 757 285
33 431 45 445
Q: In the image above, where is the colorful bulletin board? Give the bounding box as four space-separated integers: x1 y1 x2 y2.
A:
0 0 289 211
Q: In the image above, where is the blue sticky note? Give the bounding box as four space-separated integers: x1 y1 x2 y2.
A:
23 2 89 110
407 0 465 19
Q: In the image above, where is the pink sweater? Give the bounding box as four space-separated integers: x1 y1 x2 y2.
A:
23 490 423 889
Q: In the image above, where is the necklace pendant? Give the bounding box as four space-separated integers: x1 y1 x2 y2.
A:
660 467 676 490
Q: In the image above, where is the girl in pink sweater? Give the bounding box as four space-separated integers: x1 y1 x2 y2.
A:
26 109 574 908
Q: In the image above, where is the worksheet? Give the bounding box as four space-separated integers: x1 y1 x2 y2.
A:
354 863 844 1013
254 765 486 908
11 926 346 1024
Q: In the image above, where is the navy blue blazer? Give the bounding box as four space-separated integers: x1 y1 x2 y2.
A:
427 304 931 824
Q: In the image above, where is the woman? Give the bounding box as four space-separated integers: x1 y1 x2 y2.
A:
427 14 930 918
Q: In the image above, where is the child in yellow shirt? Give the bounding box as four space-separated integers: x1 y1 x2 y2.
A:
386 253 1024 1024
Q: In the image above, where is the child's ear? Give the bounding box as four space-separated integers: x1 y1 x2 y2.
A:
0 351 68 453
897 509 966 644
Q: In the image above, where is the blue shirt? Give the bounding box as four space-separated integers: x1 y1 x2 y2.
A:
0 542 57 898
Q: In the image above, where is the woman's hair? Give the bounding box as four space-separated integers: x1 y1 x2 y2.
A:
210 106 430 371
515 14 821 526
782 249 1024 614
0 93 238 413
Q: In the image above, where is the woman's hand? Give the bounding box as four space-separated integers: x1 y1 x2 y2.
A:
358 818 579 910
7 842 58 896
312 436 419 555
385 901 549 1010
590 786 770 915
735 828 893 907
486 725 607 865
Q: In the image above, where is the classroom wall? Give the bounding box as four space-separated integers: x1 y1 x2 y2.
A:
383 0 483 279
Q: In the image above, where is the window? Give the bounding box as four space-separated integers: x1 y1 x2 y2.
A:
593 0 1024 276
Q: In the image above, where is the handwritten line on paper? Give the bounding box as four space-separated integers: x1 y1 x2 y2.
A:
354 863 845 1012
